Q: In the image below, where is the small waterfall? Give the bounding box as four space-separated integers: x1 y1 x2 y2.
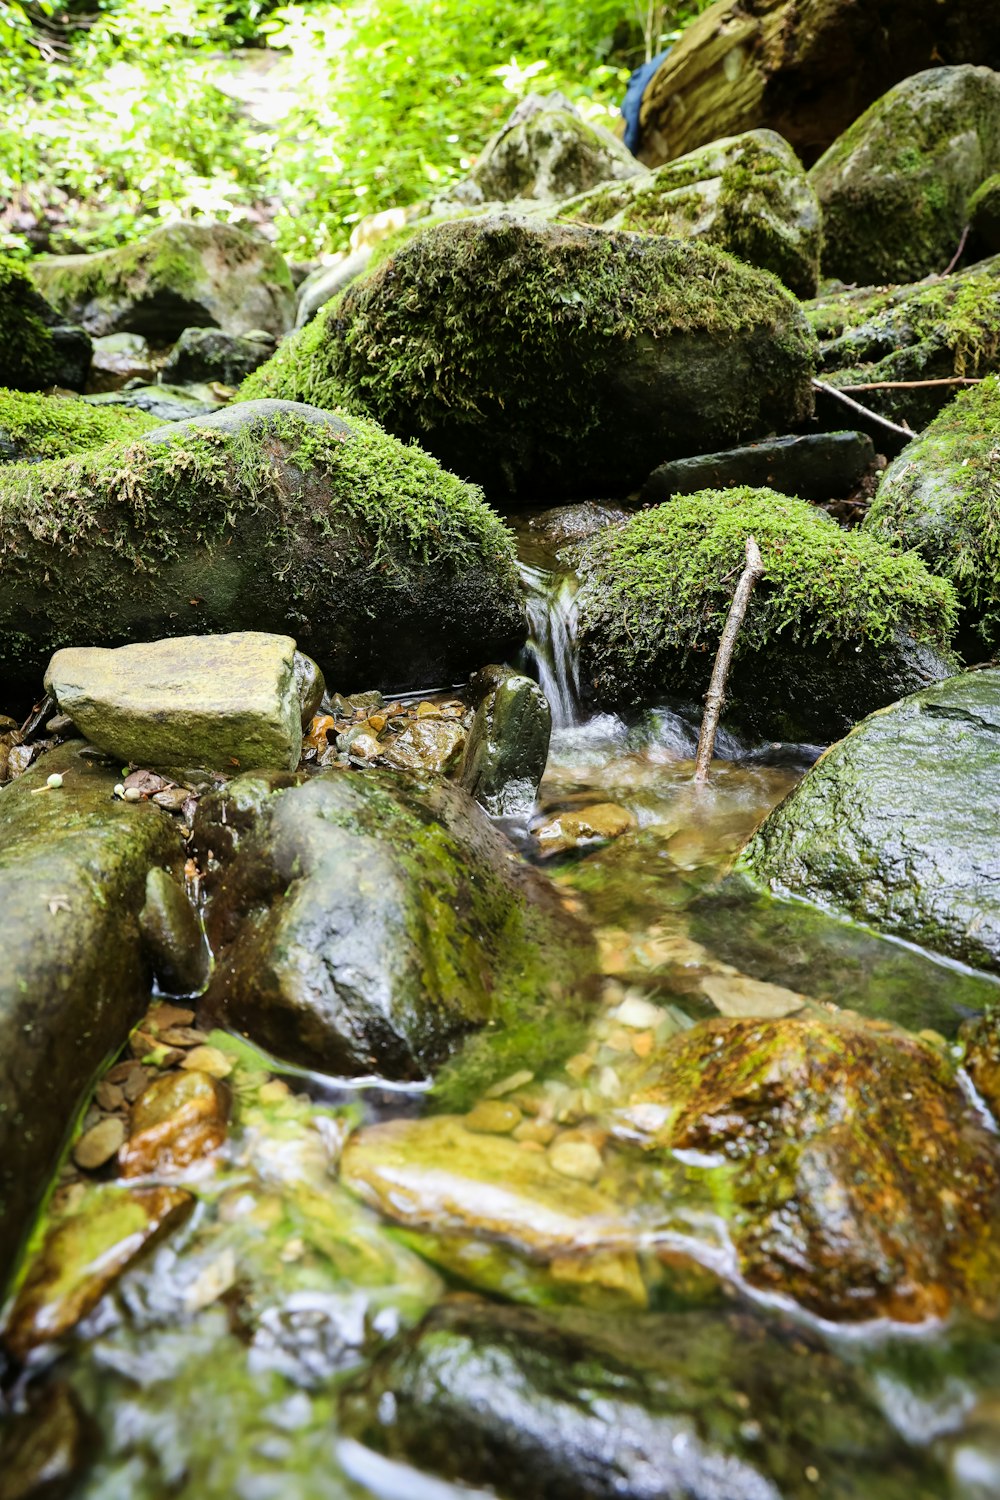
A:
518 561 583 729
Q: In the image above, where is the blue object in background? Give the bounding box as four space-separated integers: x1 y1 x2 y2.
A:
621 50 671 155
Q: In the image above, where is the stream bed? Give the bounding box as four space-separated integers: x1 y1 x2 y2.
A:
2 511 1000 1500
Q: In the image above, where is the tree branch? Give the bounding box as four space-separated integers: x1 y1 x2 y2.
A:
693 536 764 784
811 378 912 440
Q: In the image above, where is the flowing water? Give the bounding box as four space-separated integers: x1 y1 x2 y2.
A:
5 508 1000 1498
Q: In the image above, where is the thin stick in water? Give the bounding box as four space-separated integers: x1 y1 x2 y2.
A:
693 536 764 784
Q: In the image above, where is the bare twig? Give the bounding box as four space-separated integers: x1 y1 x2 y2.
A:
943 224 970 277
811 378 912 440
838 377 982 391
693 536 764 784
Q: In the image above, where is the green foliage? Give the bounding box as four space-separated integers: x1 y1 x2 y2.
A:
0 388 161 460
577 486 958 666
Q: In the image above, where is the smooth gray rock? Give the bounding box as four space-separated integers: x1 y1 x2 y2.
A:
45 632 305 772
741 670 1000 972
640 431 875 505
459 665 551 816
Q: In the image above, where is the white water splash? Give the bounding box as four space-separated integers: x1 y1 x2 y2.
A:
518 561 583 730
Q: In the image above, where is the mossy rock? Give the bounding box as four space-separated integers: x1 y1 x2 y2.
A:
740 668 1000 972
193 766 596 1083
28 221 296 342
558 128 821 298
0 399 525 695
0 744 186 1294
0 388 159 462
807 252 1000 427
240 216 817 500
613 1012 1000 1323
864 376 1000 650
0 255 91 394
575 486 958 743
810 65 1000 285
968 171 1000 258
448 92 644 207
340 1299 945 1498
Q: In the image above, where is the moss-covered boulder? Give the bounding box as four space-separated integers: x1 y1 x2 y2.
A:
238 216 817 500
559 129 821 298
807 253 1000 428
447 93 643 207
29 221 296 342
0 388 159 462
810 66 1000 285
969 172 1000 258
340 1299 943 1499
0 744 187 1294
0 255 92 393
575 487 958 743
740 669 1000 972
193 766 595 1082
611 1013 1000 1323
0 399 525 695
864 377 1000 650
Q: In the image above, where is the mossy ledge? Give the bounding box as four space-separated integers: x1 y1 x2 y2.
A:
0 388 161 462
239 215 817 500
576 486 958 741
0 400 525 692
864 375 1000 650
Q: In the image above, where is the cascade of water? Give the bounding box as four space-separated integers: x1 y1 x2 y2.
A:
518 561 583 729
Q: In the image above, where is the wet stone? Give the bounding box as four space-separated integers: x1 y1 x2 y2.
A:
120 1069 230 1178
0 1383 94 1500
72 1116 126 1171
138 865 209 997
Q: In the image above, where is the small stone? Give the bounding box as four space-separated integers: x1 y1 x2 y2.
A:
160 1025 208 1047
548 1138 603 1182
611 995 664 1030
152 786 191 812
416 701 438 718
564 1053 594 1080
121 1069 229 1177
464 1100 522 1134
347 732 382 764
632 1031 654 1058
144 1003 196 1032
123 787 142 803
121 1065 151 1102
483 1069 535 1098
95 1080 125 1112
259 1079 291 1103
513 1117 557 1146
72 1116 126 1170
181 1044 233 1079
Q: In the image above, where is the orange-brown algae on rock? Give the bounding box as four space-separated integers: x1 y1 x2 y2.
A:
610 1014 1000 1324
120 1068 229 1178
2 1184 192 1360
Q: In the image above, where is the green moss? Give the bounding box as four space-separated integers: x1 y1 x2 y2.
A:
865 375 1000 647
0 389 161 461
243 216 817 496
0 256 58 392
237 307 339 406
578 486 956 666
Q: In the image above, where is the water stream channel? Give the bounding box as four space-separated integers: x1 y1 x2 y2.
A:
3 508 1000 1499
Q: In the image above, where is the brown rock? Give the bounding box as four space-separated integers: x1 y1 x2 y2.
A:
72 1116 126 1171
120 1069 229 1178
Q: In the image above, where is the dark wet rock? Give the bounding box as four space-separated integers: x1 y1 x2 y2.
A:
0 1383 95 1500
807 252 1000 429
0 388 160 462
29 221 295 341
448 93 643 207
811 67 1000 286
576 487 958 742
161 326 276 386
741 670 1000 973
379 717 466 774
87 331 157 392
0 744 186 1293
120 1069 229 1177
0 253 92 395
459 666 551 817
516 502 633 568
84 382 217 422
45 632 306 772
559 128 821 297
193 766 594 1082
2 1183 193 1359
640 431 875 506
139 866 209 997
864 376 1000 651
293 649 326 727
969 173 1000 259
633 0 1000 169
612 1013 1000 1322
339 1297 943 1499
239 216 817 501
0 399 525 695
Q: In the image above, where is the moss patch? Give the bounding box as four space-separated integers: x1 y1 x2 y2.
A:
0 388 160 461
864 375 1000 648
0 256 59 392
242 215 817 498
